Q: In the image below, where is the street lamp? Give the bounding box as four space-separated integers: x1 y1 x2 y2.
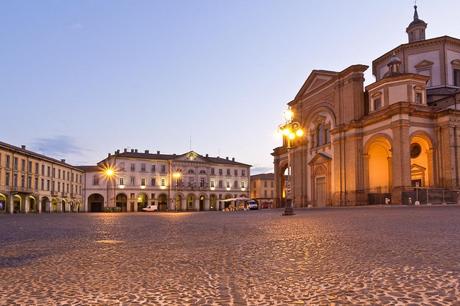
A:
102 166 116 211
172 171 182 211
279 107 305 216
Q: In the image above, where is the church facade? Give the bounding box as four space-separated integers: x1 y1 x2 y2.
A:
273 6 460 207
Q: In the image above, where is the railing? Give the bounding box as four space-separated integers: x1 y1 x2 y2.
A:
3 186 34 193
403 188 459 205
61 192 68 198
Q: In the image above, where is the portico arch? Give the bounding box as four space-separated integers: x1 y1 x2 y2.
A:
41 196 50 213
137 193 148 212
88 193 104 212
210 194 217 210
158 194 168 211
13 195 22 213
0 193 6 213
198 194 207 211
410 132 434 187
28 196 37 213
364 134 393 195
116 193 128 212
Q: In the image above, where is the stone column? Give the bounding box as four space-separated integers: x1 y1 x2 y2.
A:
8 196 14 214
204 198 210 211
25 196 30 214
38 196 42 213
391 118 411 204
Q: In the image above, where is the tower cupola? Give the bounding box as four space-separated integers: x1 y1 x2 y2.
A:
406 5 427 43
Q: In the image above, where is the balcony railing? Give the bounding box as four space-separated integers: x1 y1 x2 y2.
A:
4 186 34 193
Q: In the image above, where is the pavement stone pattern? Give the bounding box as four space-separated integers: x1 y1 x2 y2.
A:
1 207 460 305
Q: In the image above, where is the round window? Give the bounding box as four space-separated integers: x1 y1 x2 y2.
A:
410 143 422 159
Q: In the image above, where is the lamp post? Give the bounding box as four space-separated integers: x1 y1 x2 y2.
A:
103 167 115 211
279 108 304 216
172 172 182 212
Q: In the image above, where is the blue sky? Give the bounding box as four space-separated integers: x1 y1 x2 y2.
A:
1 0 459 173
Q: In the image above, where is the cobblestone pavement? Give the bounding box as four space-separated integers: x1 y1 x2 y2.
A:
1 207 460 305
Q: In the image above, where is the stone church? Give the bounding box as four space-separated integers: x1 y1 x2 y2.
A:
273 6 460 207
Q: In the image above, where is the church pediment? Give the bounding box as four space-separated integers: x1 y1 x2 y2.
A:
295 70 338 99
415 60 434 69
308 152 332 165
175 151 206 162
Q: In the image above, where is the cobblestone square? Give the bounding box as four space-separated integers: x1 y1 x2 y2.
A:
1 207 460 305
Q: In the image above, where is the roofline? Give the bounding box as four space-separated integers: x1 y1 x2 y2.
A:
372 35 460 77
0 140 83 172
97 151 252 167
365 73 430 91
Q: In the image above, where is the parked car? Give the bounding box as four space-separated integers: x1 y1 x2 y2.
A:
247 200 258 210
142 204 158 212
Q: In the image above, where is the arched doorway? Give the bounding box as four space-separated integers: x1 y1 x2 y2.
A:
13 195 21 213
210 194 217 210
51 199 59 212
224 194 233 210
199 195 206 211
137 193 148 212
175 194 183 211
29 196 37 213
158 194 168 211
367 137 392 193
116 193 128 212
0 193 7 213
186 194 195 211
88 194 104 212
410 134 433 187
61 200 67 213
41 197 50 213
365 135 392 204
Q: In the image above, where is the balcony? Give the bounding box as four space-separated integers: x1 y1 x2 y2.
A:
51 190 58 196
5 186 33 193
61 192 68 198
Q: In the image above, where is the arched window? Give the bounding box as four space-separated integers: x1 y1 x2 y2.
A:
313 123 331 148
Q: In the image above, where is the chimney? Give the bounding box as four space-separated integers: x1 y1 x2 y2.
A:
108 153 111 157
61 159 66 163
226 157 229 160
21 145 26 150
134 149 138 153
116 149 120 154
157 151 160 154
206 154 209 157
124 148 127 153
145 150 149 154
131 149 135 153
232 157 235 161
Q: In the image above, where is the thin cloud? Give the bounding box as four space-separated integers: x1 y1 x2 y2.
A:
251 166 273 175
32 135 84 157
69 23 83 30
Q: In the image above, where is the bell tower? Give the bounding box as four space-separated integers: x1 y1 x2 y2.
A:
406 5 427 43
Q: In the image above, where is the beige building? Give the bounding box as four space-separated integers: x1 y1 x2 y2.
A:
80 149 251 212
250 173 275 206
273 6 460 207
0 141 84 213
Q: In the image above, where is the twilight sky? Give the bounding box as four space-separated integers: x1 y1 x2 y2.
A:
1 0 459 173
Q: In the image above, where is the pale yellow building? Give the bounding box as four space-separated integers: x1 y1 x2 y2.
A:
0 141 84 213
273 6 460 207
250 173 275 206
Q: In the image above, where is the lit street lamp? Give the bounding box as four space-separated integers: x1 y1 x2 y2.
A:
172 171 182 211
102 166 116 211
279 108 304 216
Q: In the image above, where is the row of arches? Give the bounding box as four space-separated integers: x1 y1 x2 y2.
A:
276 129 435 207
86 192 246 212
0 193 81 213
